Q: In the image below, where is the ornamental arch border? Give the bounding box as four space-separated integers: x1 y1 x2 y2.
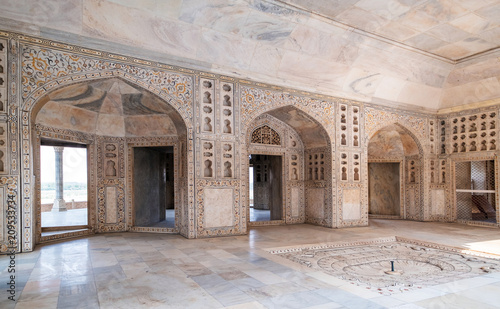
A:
20 70 195 250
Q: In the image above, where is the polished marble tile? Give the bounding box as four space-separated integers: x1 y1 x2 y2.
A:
257 290 333 309
315 288 386 309
15 296 59 309
371 295 407 308
391 288 446 303
415 293 497 309
2 220 500 308
243 269 288 285
454 284 500 307
230 277 267 291
225 301 267 309
219 269 251 281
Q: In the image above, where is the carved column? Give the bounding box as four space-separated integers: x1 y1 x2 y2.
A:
52 146 67 212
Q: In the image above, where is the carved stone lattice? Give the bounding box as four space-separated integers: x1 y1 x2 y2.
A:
251 125 281 145
450 112 498 154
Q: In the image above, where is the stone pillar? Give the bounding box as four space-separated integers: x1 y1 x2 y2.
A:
52 146 67 212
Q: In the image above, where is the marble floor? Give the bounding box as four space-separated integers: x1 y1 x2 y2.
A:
1 219 500 309
144 209 176 228
250 208 271 222
41 209 88 227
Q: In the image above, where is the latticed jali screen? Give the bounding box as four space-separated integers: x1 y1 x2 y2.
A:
251 125 281 145
455 160 496 223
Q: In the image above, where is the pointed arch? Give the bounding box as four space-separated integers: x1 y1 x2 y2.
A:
21 72 195 249
244 104 334 228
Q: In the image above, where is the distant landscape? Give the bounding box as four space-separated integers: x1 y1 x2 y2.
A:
41 182 87 203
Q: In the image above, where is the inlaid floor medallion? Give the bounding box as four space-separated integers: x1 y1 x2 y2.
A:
268 237 500 295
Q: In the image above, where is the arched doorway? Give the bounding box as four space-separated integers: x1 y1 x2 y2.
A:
368 124 423 220
32 77 189 241
246 106 332 227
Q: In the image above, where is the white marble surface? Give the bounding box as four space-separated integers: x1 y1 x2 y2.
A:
342 188 361 220
204 188 234 228
306 188 324 220
0 0 499 111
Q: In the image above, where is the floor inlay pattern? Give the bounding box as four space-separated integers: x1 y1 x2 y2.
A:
268 236 500 295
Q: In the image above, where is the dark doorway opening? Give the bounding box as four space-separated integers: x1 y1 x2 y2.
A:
249 154 283 222
133 146 175 228
368 162 400 217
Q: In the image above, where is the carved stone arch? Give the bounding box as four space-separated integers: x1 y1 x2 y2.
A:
240 87 335 145
243 103 334 228
21 71 196 250
248 114 305 150
368 122 425 221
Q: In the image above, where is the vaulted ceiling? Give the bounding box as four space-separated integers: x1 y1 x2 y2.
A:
36 78 186 137
1 0 499 112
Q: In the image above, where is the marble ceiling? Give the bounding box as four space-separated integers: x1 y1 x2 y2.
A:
281 0 500 60
0 0 499 111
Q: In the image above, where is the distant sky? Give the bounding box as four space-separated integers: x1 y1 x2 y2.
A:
40 146 87 183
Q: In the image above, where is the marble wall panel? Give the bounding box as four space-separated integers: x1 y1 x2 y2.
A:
97 178 126 232
204 188 234 228
291 187 300 217
342 188 361 221
431 189 446 216
105 186 117 224
306 188 324 220
369 163 400 216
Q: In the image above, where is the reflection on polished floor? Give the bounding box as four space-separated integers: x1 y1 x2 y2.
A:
1 220 500 309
